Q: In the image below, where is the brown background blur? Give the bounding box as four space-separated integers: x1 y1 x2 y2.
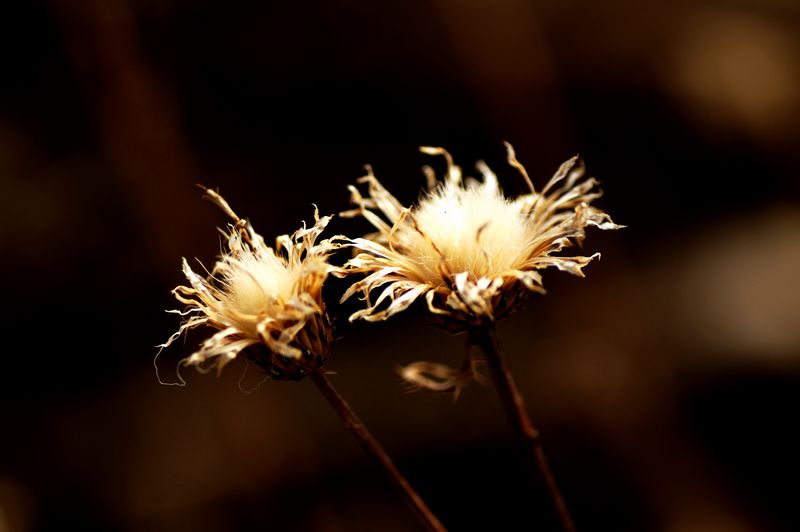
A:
1 1 799 531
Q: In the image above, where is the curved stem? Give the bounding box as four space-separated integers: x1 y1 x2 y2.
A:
310 369 447 532
470 326 576 532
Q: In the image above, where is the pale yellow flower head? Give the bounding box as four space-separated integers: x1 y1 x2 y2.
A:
339 144 622 394
340 143 622 332
158 188 340 383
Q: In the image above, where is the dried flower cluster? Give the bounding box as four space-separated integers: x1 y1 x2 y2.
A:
157 143 618 532
159 144 620 390
158 188 340 382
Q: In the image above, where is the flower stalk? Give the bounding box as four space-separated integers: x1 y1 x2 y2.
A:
310 369 447 532
470 326 575 532
159 189 446 530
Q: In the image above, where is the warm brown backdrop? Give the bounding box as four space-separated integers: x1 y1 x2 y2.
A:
1 1 799 530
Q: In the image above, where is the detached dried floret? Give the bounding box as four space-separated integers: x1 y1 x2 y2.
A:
158 188 340 382
399 356 486 400
338 144 622 392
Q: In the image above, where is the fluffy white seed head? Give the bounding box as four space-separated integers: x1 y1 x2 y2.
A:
339 144 623 329
220 237 295 315
338 144 623 394
157 189 341 383
398 175 529 282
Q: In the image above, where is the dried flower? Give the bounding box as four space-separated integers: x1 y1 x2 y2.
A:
155 191 447 531
338 144 622 392
157 188 340 383
340 143 621 328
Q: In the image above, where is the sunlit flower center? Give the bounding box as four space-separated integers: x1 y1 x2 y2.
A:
397 181 529 282
222 250 296 315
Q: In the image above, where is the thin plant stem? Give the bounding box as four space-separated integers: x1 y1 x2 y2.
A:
309 369 447 532
469 326 576 532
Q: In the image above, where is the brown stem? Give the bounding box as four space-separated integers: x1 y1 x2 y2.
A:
470 326 576 532
310 369 447 532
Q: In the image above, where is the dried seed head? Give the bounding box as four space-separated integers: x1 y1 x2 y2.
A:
339 144 622 333
157 188 341 383
338 144 623 393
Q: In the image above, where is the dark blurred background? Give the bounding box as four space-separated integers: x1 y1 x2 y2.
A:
1 0 799 530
